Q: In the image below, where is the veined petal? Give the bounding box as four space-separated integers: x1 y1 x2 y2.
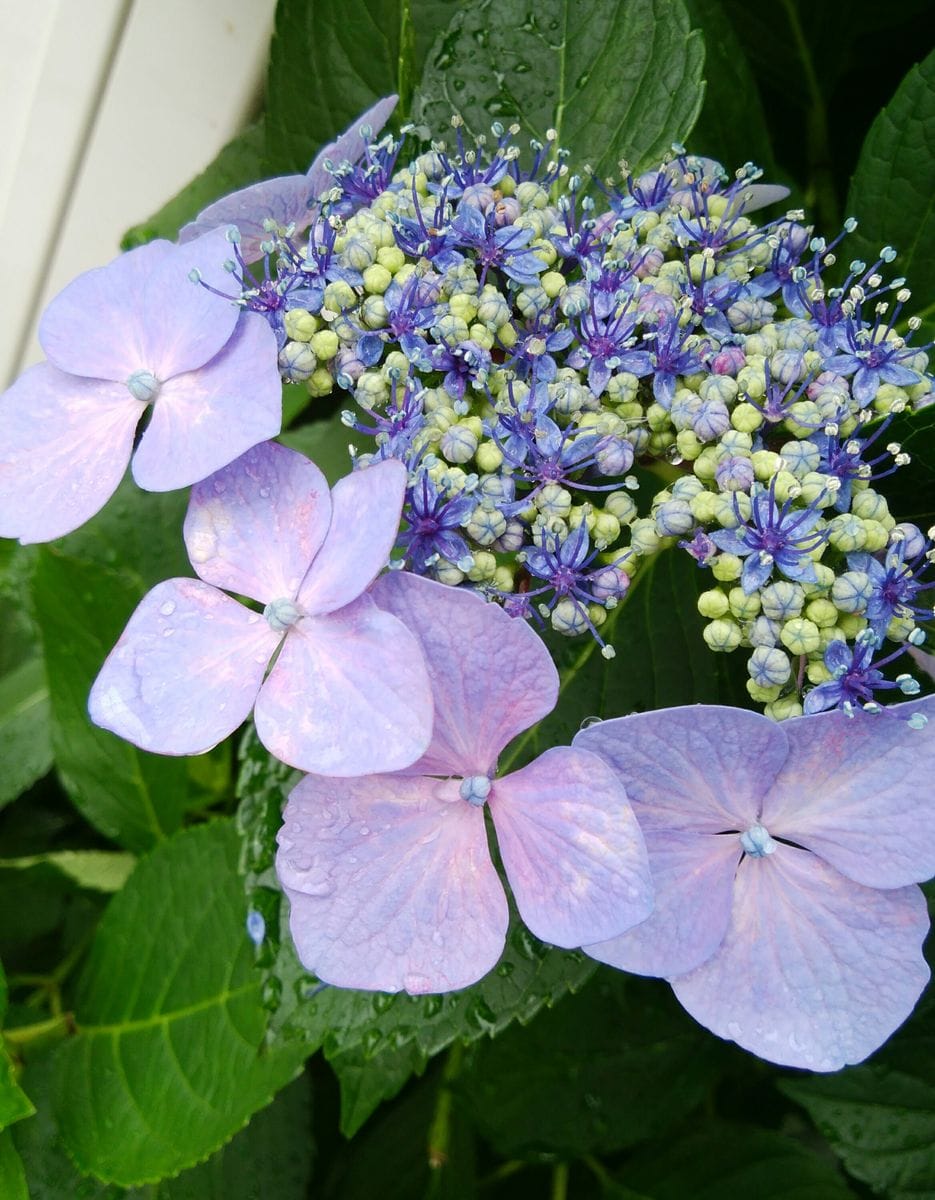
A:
491 746 653 948
130 313 281 492
585 828 740 978
761 696 935 888
574 706 789 833
0 364 142 543
254 594 432 775
88 578 277 754
185 441 331 604
138 227 242 376
371 572 559 776
179 176 314 263
297 458 406 616
671 845 930 1071
277 771 507 993
39 240 172 380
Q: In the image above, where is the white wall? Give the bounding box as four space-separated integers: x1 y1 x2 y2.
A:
0 0 276 386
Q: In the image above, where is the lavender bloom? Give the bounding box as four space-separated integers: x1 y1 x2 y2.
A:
0 230 281 543
825 317 921 406
646 318 708 408
575 701 935 1070
709 483 826 594
276 571 652 993
803 633 921 715
449 200 547 287
568 297 653 397
89 443 432 775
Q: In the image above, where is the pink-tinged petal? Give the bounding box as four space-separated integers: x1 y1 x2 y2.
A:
584 828 739 978
254 594 432 775
130 313 281 491
277 771 507 993
179 176 314 263
306 95 399 196
138 228 242 377
185 441 331 604
297 458 405 616
39 241 173 380
370 572 559 776
490 746 653 948
89 578 278 754
762 697 935 889
671 845 931 1071
574 706 789 833
0 364 142 543
727 184 791 216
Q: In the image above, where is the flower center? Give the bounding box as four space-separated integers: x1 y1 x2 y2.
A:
125 369 160 403
459 775 491 807
739 823 778 858
263 597 303 632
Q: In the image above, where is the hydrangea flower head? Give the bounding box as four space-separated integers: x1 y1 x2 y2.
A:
0 229 281 543
179 96 398 260
276 571 653 994
574 701 935 1070
89 442 433 775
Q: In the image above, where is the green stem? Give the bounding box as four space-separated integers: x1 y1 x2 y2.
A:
3 1013 74 1050
551 1162 569 1200
398 0 415 121
780 0 838 231
427 1042 464 1173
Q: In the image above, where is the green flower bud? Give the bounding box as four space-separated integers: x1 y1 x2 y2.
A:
699 375 739 405
698 589 730 619
731 403 764 434
805 598 839 628
827 514 867 553
750 449 783 481
689 490 719 523
309 330 340 361
765 695 803 721
849 488 890 522
284 308 319 342
434 560 466 586
711 553 743 582
363 264 392 295
729 587 761 621
493 565 515 592
761 581 805 621
376 245 406 273
807 660 834 685
676 429 703 460
551 598 589 636
435 313 470 343
630 518 662 555
780 617 822 655
540 270 565 298
475 441 504 473
861 520 890 552
736 364 767 399
466 550 498 582
605 490 638 524
536 483 573 520
361 295 388 329
837 612 867 639
448 293 478 324
498 322 518 348
307 366 336 398
703 618 743 652
323 280 357 312
278 341 317 381
355 370 388 406
748 645 792 686
693 447 720 482
592 511 621 549
747 679 782 703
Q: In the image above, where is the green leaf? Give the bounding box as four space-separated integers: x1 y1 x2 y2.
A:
415 0 705 178
0 657 52 810
0 962 36 1133
871 405 935 530
459 971 726 1158
328 1039 427 1137
122 121 267 248
846 49 935 339
32 551 189 852
0 1130 29 1200
502 547 750 774
265 0 458 170
0 852 135 894
622 1121 858 1199
52 820 307 1186
15 1053 312 1200
235 730 597 1061
682 0 778 178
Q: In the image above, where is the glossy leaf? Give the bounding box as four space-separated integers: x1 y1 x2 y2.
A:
53 821 307 1186
0 656 52 809
0 851 135 894
328 1040 427 1137
0 1131 28 1200
846 48 935 339
415 0 705 178
32 551 189 852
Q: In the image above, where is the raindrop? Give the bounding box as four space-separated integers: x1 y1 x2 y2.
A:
159 599 176 616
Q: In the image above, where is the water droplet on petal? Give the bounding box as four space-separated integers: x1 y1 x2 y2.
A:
159 599 176 616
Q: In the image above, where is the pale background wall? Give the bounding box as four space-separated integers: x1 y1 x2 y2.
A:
0 0 277 387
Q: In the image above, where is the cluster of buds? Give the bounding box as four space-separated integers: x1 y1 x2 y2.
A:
229 119 934 717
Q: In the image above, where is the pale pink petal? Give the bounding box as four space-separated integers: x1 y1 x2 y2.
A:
277 771 507 993
0 364 143 543
179 176 315 263
370 572 559 776
254 594 432 775
574 706 789 833
138 227 242 376
762 697 935 888
672 845 931 1071
297 458 406 616
727 184 791 216
39 241 172 380
306 95 399 197
184 441 331 604
89 578 278 754
130 313 281 491
490 746 652 948
584 828 740 978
